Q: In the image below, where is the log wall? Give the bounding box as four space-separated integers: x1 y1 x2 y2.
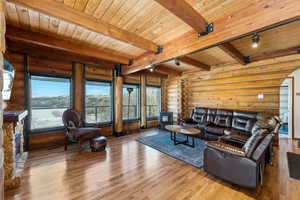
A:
165 55 300 121
0 0 5 198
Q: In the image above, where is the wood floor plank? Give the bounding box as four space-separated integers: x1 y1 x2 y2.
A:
4 129 300 200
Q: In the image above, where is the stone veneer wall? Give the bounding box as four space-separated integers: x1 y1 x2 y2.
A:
0 0 5 199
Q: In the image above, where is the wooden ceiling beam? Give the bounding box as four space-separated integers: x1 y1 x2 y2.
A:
122 0 300 74
154 0 245 65
134 70 168 79
8 0 159 52
218 43 246 65
155 64 182 76
153 0 207 33
6 39 115 68
179 57 210 71
250 46 300 62
6 26 129 64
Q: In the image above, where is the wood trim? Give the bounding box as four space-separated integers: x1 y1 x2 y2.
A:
8 0 159 52
153 0 207 33
6 26 129 64
122 0 300 74
179 57 210 71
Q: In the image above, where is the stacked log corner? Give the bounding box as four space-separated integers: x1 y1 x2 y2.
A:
0 0 5 199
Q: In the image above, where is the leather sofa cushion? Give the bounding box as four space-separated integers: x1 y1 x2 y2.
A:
232 117 256 132
242 129 268 158
207 109 217 124
233 111 258 119
192 107 207 123
205 125 225 135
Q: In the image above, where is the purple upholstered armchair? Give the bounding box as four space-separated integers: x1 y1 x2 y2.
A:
62 109 101 150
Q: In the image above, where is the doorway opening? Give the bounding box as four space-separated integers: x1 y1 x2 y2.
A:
279 78 293 138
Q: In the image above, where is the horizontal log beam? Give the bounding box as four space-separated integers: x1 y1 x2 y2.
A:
133 70 168 79
6 39 115 68
250 46 300 62
218 43 245 65
6 26 129 64
8 0 159 52
179 57 210 71
122 0 300 74
155 64 182 76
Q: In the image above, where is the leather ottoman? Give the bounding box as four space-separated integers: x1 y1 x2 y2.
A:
90 136 107 152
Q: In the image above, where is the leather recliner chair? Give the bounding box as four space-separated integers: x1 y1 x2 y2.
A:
204 123 273 188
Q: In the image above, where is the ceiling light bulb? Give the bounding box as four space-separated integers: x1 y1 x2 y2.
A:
252 34 260 48
149 68 154 72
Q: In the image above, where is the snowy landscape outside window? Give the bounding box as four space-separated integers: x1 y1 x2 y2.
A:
30 75 71 130
85 80 112 124
146 86 161 119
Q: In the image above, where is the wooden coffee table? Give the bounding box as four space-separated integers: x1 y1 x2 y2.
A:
165 125 201 148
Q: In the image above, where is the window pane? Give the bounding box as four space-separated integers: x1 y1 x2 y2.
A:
123 84 139 120
31 76 71 130
85 81 112 123
146 86 161 118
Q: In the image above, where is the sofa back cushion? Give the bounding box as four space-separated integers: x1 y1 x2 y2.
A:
192 107 207 123
242 128 268 158
214 109 233 127
232 111 258 133
252 116 279 133
207 109 217 124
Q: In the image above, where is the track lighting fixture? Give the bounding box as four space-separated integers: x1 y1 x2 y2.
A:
175 58 180 66
252 34 260 48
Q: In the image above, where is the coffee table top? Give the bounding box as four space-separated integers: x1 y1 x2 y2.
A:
165 125 201 135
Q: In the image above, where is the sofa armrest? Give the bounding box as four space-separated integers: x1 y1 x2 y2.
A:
207 141 246 157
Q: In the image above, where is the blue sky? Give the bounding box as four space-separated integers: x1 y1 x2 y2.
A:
32 80 110 97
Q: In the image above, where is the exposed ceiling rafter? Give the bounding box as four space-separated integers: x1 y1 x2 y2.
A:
178 57 210 71
122 0 300 75
6 26 129 64
8 0 160 53
155 64 182 76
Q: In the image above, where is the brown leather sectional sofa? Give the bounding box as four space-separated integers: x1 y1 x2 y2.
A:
183 107 281 188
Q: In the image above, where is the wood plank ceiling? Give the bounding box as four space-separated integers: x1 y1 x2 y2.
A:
4 0 300 73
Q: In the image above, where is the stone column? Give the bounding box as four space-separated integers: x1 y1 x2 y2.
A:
0 0 5 199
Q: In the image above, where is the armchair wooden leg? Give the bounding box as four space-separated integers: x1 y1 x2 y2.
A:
64 136 68 151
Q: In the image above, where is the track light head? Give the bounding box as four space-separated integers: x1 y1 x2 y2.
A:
175 58 180 66
252 34 260 48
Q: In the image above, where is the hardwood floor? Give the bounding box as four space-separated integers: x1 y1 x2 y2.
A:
4 129 300 200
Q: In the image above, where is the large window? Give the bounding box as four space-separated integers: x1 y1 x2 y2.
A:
85 80 112 124
30 75 71 130
146 86 161 119
123 84 140 120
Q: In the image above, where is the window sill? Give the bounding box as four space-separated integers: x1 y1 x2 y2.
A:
147 117 159 120
85 122 113 127
123 119 140 123
29 126 65 134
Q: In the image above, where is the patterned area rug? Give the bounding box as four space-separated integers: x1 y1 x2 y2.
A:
136 133 207 168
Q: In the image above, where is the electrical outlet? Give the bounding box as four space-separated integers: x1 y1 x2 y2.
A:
257 93 264 99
